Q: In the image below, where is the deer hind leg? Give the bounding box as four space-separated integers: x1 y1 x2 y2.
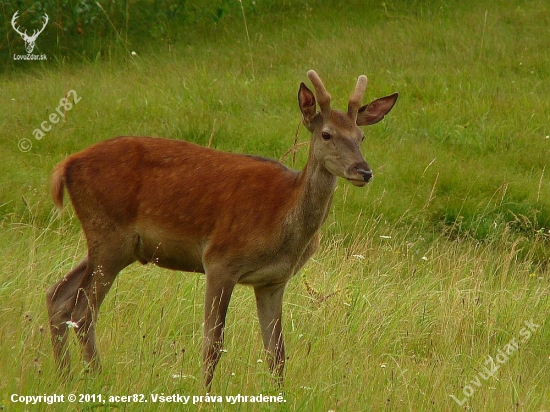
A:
70 264 111 371
48 231 136 375
71 244 136 372
46 257 89 375
202 273 236 389
254 282 287 385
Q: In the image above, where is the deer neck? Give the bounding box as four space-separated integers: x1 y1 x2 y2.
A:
291 151 337 236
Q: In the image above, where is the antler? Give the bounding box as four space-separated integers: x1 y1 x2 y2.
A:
307 70 331 118
11 12 48 41
11 11 27 39
347 75 368 123
29 14 49 40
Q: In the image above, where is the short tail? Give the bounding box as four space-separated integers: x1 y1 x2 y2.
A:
51 161 66 211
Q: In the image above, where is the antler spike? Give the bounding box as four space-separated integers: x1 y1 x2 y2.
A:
11 11 28 38
347 75 368 122
29 13 49 40
307 70 332 118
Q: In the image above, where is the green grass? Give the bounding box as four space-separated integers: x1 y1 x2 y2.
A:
1 0 550 410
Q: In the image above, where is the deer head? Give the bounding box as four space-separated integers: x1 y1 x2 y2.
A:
299 70 398 187
11 11 49 54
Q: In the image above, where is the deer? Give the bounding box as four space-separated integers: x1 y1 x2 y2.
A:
11 11 49 54
46 70 398 388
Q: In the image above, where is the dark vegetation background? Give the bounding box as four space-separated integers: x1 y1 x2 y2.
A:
1 0 314 69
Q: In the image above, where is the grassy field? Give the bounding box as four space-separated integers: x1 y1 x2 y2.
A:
1 0 549 410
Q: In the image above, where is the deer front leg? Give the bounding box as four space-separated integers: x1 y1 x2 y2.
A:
203 275 236 389
254 282 287 385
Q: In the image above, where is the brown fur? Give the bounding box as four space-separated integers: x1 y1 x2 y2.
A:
46 71 398 388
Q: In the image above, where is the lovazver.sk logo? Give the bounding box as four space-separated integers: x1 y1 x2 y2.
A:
11 11 48 61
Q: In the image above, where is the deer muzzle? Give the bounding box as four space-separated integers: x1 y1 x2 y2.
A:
346 162 373 186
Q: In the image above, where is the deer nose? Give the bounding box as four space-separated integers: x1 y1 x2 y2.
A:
357 168 373 182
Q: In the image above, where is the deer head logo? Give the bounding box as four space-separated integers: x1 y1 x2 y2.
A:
11 11 49 54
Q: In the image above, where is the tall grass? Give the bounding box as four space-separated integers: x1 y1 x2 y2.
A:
1 210 549 410
1 0 549 410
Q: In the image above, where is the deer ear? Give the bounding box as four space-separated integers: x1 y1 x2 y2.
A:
298 82 317 124
356 93 398 126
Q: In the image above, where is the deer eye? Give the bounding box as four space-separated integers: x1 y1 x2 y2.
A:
321 132 331 140
361 135 365 142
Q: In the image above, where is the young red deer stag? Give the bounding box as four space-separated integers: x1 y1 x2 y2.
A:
47 70 398 387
